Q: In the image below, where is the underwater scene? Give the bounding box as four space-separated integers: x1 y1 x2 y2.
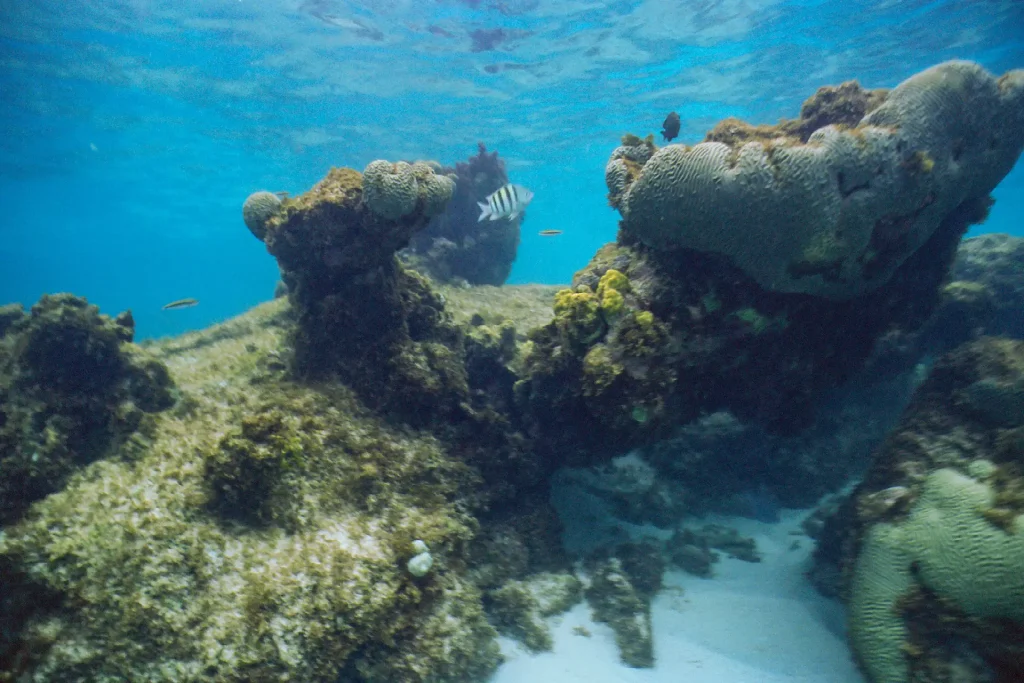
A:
1 1 1023 682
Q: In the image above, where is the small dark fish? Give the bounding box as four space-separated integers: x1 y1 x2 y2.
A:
538 230 562 236
662 111 681 142
162 298 198 310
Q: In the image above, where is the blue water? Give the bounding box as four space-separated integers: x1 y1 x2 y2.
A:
1 0 1022 339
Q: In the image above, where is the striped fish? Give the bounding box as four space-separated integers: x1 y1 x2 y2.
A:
478 183 534 222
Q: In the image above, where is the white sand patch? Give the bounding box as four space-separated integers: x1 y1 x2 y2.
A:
490 509 865 683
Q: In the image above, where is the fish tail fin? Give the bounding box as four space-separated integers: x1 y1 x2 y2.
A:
477 202 490 222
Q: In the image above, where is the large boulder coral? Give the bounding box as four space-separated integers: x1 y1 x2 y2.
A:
607 61 1024 298
814 338 1024 682
0 294 175 525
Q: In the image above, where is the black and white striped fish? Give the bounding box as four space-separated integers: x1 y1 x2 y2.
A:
477 183 534 222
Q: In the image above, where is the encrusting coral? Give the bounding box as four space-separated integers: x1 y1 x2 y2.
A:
607 60 1024 298
241 190 283 240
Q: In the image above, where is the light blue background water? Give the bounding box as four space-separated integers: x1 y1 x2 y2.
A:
1 0 1022 339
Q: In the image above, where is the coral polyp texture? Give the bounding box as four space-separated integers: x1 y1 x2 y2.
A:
241 190 283 240
607 60 1024 298
362 160 455 221
815 338 1024 682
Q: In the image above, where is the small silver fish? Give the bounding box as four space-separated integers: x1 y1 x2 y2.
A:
478 183 533 222
162 298 198 310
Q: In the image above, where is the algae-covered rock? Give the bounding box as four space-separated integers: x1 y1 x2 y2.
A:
0 293 175 525
666 524 760 577
0 304 505 682
486 571 583 652
585 557 655 668
609 61 1024 298
818 338 1024 682
263 164 462 420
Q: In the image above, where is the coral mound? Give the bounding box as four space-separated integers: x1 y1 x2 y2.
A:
607 60 1024 298
362 160 455 221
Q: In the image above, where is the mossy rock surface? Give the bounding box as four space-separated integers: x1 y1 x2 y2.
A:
0 299 503 682
0 294 174 525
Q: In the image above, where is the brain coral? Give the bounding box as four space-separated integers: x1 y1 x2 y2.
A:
362 160 455 221
849 468 1024 683
242 190 282 241
609 61 1024 298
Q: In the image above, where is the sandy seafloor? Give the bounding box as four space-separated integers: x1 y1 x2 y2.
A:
491 480 865 683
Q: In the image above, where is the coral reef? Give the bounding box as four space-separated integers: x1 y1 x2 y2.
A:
518 189 980 463
0 158 556 681
607 61 1024 297
402 144 522 286
810 338 1024 683
0 294 175 525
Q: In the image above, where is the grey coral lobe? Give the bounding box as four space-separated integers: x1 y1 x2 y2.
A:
612 60 1024 298
242 191 283 241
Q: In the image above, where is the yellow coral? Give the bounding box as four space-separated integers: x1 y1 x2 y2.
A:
600 289 625 318
553 287 606 347
596 269 630 298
